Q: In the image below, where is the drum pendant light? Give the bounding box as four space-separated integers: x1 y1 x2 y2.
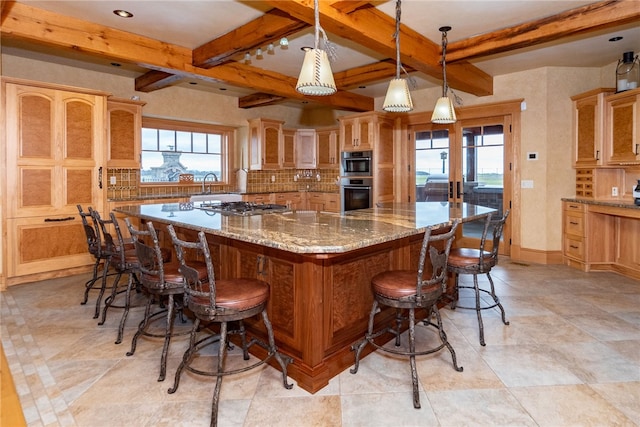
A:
383 0 413 112
296 0 337 96
431 26 457 124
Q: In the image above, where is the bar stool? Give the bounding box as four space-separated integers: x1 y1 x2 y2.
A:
166 225 293 427
447 210 510 346
77 204 109 317
351 220 462 409
92 211 146 344
124 219 208 381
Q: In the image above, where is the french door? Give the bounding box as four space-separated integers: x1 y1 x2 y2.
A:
410 115 512 254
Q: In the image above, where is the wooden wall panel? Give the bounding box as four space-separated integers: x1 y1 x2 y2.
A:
66 169 93 205
65 100 93 159
21 169 52 207
109 109 135 161
20 95 52 158
20 222 85 262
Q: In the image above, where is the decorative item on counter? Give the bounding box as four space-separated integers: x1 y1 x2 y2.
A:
633 179 640 206
179 173 194 183
616 51 639 93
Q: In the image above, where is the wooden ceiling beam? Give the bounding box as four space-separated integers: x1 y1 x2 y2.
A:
135 70 185 92
193 8 308 69
334 59 408 89
446 0 640 62
1 2 372 111
261 0 493 96
238 92 287 108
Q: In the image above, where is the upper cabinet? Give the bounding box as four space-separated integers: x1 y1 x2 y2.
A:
249 118 284 170
316 127 339 168
604 88 640 165
340 114 373 151
295 129 317 169
282 128 296 168
571 88 614 167
107 97 145 168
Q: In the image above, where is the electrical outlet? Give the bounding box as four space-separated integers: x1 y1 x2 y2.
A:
271 175 276 182
612 187 618 197
110 176 117 185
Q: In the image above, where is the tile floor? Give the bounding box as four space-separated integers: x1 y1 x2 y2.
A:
2 260 640 426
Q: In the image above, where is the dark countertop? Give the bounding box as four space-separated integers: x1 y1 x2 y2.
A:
115 202 495 255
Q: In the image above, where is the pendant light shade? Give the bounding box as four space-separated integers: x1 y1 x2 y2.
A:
431 26 457 124
296 48 337 96
383 0 413 112
431 96 457 124
383 78 413 112
296 0 336 96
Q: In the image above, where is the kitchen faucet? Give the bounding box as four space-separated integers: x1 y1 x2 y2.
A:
201 172 218 194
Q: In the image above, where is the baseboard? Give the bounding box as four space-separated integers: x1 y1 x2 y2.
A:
510 245 563 265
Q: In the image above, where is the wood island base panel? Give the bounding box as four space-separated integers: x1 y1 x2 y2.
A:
116 202 494 393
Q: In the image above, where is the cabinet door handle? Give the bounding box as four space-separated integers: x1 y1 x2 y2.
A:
448 181 454 199
636 144 639 155
569 221 579 225
45 216 75 222
596 150 600 160
456 181 462 199
570 245 579 249
98 166 103 189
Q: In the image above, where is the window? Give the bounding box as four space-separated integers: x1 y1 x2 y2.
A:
141 117 234 183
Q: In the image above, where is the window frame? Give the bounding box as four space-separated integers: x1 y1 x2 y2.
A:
140 116 235 185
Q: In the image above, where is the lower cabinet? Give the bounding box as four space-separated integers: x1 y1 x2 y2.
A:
562 200 640 280
274 192 306 210
7 216 91 278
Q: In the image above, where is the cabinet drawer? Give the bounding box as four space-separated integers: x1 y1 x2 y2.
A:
564 236 584 260
564 212 584 237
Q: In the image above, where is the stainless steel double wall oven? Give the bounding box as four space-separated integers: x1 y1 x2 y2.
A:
340 151 373 212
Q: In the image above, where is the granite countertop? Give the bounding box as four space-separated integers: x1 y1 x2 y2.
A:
115 202 495 255
562 198 640 210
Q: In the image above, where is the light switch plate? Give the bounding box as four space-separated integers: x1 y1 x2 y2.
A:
110 176 117 185
521 180 534 188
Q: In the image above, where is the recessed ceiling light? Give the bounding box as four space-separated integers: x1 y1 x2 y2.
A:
110 62 121 67
609 36 623 42
113 9 133 18
300 46 312 52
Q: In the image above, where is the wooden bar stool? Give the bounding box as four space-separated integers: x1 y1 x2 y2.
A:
351 220 462 409
166 225 293 427
447 210 510 346
124 219 208 381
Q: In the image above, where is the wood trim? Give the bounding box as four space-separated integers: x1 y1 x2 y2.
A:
511 245 564 265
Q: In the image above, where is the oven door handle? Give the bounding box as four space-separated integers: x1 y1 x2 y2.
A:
343 186 372 190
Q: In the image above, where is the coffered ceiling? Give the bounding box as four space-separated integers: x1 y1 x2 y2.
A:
2 0 639 111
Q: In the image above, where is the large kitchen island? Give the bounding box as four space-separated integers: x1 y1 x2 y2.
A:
116 202 494 393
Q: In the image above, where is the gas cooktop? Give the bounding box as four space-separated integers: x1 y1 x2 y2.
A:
196 201 289 216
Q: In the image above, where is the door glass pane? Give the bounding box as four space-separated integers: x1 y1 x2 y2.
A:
462 124 504 237
415 130 449 202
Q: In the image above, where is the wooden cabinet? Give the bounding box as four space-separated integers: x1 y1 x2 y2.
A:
605 88 640 165
324 193 340 213
274 192 306 210
317 127 339 168
248 118 284 170
562 200 640 280
306 192 340 213
107 97 145 168
282 128 296 168
373 116 396 205
340 114 373 151
3 79 107 280
243 193 273 204
563 201 585 268
295 129 317 169
571 88 614 167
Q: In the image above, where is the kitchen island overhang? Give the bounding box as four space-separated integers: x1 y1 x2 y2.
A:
116 202 495 393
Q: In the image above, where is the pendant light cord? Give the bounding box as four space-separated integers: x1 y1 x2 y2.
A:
441 29 448 97
394 0 401 79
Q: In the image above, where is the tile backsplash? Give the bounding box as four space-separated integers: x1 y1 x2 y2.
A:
106 167 340 200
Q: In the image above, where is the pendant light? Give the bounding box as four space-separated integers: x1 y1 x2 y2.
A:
382 0 413 112
431 26 457 124
296 0 337 96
